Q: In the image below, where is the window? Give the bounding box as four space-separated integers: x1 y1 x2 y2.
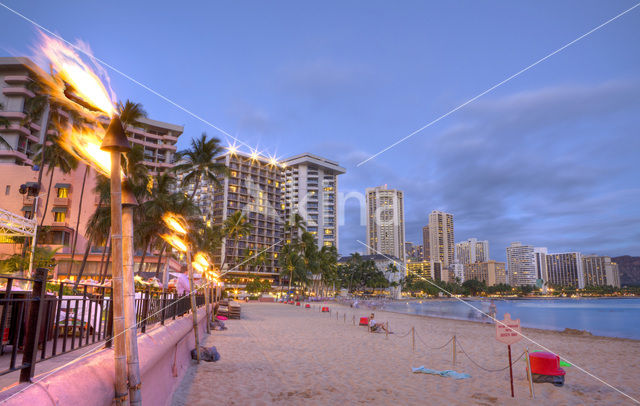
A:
57 187 69 198
5 185 9 195
54 211 66 222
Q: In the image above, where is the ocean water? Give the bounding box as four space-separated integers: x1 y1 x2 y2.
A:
382 298 640 340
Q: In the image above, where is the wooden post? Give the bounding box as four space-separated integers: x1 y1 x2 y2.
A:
385 322 389 340
452 335 456 366
186 251 200 363
109 149 128 406
122 198 142 405
508 344 514 397
19 267 47 382
412 327 415 352
525 348 534 399
352 315 355 325
343 313 346 323
204 281 211 334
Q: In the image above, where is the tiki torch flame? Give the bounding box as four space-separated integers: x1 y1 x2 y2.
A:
38 34 116 117
160 234 188 253
162 213 188 235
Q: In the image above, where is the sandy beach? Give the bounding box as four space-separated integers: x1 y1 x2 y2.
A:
171 302 640 405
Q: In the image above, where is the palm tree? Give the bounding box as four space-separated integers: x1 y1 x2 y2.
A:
278 243 303 295
117 100 147 130
32 134 78 226
319 245 338 296
173 133 227 200
222 211 253 272
285 213 306 245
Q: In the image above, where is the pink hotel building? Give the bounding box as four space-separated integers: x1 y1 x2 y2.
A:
0 57 184 278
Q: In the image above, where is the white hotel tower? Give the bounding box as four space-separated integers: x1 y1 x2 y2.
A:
282 153 345 249
366 185 406 262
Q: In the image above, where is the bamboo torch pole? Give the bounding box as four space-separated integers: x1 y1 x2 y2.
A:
122 184 142 405
186 250 201 363
204 273 211 334
101 115 130 406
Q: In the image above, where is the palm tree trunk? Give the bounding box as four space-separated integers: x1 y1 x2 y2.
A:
73 241 92 291
154 242 166 278
288 267 293 294
74 239 92 281
189 175 201 200
137 238 150 274
100 245 112 284
39 168 55 227
67 165 89 278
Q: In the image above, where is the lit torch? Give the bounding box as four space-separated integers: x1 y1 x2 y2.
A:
161 214 202 362
34 34 134 404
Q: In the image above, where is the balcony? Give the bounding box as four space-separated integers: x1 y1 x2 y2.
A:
53 197 70 206
4 75 30 84
51 221 68 228
2 87 35 98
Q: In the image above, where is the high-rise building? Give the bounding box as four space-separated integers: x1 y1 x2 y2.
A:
546 252 585 289
406 258 431 279
282 153 345 249
127 117 182 176
0 57 49 165
422 225 430 261
582 255 621 288
506 242 537 286
204 150 285 281
533 247 549 287
455 238 489 264
425 210 454 268
463 260 506 286
405 242 423 260
365 185 405 262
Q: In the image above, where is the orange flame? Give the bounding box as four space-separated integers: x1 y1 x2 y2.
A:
56 124 112 176
193 252 210 269
160 234 188 253
162 213 187 234
191 261 205 274
37 34 115 117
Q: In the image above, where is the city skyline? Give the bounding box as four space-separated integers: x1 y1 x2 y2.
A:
1 1 638 263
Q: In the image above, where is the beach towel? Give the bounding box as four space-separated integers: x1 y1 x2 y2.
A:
412 366 471 380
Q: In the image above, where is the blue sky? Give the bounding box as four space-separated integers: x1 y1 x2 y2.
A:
1 1 639 261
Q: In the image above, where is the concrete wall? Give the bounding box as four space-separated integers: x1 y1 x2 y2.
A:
1 307 208 406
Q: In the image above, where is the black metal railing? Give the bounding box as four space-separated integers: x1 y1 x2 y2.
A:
0 268 206 384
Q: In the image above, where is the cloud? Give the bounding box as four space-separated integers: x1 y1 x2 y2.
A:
227 101 277 135
278 58 373 104
339 79 640 259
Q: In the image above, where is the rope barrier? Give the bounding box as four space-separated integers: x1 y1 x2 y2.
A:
304 305 523 375
456 340 525 373
414 330 455 350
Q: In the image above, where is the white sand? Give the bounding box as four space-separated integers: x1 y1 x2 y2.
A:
171 302 640 405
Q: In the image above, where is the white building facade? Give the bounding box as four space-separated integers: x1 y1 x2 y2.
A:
455 238 489 264
365 185 406 262
282 153 345 249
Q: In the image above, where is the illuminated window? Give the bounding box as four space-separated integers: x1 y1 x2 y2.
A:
54 211 66 222
57 188 69 198
230 171 238 177
229 185 237 193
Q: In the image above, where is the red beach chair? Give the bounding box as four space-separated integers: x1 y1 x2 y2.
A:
305 304 311 308
529 352 566 386
321 306 329 312
359 317 369 326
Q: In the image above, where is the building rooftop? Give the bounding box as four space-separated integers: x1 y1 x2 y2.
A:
282 152 346 174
